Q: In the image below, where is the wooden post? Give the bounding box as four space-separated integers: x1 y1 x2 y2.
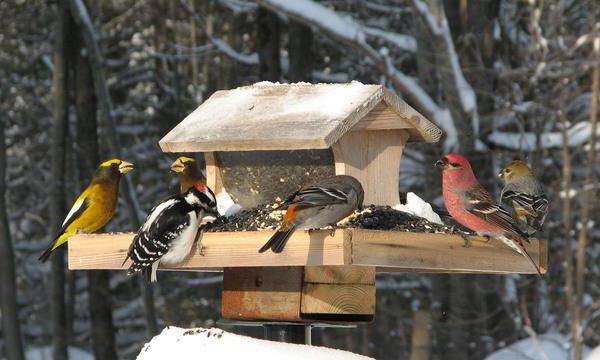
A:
333 129 410 206
410 310 431 360
221 266 376 323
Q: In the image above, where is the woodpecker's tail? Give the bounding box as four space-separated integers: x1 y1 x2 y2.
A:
139 262 159 283
258 226 296 253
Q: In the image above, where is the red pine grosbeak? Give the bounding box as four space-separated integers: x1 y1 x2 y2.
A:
436 154 541 276
258 175 364 253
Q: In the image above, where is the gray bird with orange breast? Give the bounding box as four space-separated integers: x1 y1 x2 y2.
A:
259 175 364 253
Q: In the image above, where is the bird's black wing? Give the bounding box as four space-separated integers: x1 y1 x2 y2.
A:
290 186 349 207
57 197 90 236
126 199 193 272
465 187 528 239
502 190 548 229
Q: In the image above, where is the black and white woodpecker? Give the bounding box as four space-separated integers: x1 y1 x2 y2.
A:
124 183 218 282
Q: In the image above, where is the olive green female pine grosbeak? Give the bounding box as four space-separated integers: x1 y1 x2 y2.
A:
498 160 548 235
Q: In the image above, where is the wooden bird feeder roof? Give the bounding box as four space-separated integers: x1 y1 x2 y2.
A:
158 82 442 152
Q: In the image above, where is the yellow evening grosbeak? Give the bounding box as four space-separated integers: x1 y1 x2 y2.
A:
170 156 205 194
499 160 548 235
39 159 134 262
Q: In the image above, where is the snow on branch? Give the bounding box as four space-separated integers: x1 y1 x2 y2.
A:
257 0 459 149
216 0 257 14
410 0 478 136
363 26 417 52
487 121 600 150
211 38 258 65
138 327 374 359
180 0 258 66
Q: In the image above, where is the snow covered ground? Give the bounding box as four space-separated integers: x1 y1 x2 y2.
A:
485 333 590 360
587 346 600 360
138 326 373 360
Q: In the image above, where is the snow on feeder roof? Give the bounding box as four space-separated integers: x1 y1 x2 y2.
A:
158 82 442 152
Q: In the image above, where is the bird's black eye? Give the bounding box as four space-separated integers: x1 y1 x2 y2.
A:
450 162 461 168
505 169 511 173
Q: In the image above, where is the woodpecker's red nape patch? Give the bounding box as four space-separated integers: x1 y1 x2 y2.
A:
194 183 206 192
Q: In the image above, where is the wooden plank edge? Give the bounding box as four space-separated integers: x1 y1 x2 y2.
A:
67 229 347 270
350 230 547 275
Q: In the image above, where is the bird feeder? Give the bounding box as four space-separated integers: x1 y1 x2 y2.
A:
68 83 547 329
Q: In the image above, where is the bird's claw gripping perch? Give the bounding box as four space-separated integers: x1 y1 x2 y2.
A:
328 224 338 237
460 233 471 248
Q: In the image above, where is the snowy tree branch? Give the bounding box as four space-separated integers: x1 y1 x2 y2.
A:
180 0 258 66
410 0 479 145
488 121 600 150
256 0 459 148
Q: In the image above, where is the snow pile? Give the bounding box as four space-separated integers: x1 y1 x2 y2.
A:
138 327 373 360
216 190 242 217
485 332 589 360
26 346 92 360
587 346 600 360
393 192 443 225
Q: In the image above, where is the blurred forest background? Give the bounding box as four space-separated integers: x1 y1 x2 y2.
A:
0 0 599 359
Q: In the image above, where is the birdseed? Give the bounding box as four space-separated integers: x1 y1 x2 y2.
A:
203 204 474 236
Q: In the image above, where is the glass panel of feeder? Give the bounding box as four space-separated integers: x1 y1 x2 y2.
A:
217 149 335 208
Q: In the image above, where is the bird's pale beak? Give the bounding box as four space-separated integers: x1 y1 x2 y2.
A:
118 161 134 174
497 171 504 179
170 159 185 173
434 159 447 169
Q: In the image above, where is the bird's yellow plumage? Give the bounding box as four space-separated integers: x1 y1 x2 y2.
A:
39 159 134 262
170 156 205 193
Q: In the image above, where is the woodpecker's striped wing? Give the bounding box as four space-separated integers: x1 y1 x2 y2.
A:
125 196 194 274
501 190 548 231
465 187 528 239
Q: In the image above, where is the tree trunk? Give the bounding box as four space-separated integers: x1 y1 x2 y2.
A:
288 20 313 82
0 111 25 360
73 27 119 360
257 6 281 81
49 1 72 358
68 0 158 338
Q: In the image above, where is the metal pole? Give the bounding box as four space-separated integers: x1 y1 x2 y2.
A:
263 324 312 345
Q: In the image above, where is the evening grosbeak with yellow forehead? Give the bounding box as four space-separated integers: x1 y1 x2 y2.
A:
39 159 134 262
498 160 548 235
259 175 364 253
124 183 218 282
436 154 541 276
171 156 205 193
